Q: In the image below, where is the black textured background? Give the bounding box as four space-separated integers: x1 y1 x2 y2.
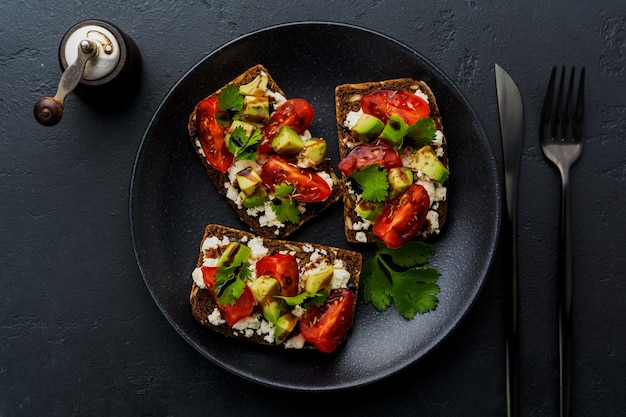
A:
2 1 625 416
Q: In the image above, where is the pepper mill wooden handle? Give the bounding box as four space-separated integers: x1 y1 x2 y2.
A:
34 20 141 126
34 96 65 126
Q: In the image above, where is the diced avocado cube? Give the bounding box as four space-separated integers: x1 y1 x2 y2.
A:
241 95 269 124
350 113 384 142
241 186 268 208
387 167 414 198
248 276 283 324
413 146 450 183
274 313 298 344
235 167 262 196
304 264 334 294
248 276 280 303
239 74 269 96
296 138 327 168
379 114 409 148
216 241 251 268
355 199 385 222
271 125 304 156
228 120 256 137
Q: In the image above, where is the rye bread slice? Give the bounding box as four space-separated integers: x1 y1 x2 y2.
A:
189 224 362 350
334 78 449 244
188 65 341 239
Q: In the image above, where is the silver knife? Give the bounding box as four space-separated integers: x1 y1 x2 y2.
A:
495 63 524 417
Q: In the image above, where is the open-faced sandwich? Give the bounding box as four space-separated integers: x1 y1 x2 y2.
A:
190 224 362 353
188 65 341 239
334 78 450 248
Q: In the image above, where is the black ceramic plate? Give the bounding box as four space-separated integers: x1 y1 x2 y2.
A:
130 22 500 391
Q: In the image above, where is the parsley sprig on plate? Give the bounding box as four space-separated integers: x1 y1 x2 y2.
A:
362 241 440 319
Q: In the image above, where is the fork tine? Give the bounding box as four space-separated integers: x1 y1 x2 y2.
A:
575 67 585 142
564 68 576 141
541 66 557 139
554 67 566 141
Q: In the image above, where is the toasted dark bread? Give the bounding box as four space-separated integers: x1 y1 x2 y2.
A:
189 224 362 351
335 78 449 244
188 65 341 239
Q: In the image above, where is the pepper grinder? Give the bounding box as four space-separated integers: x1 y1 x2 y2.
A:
34 19 142 126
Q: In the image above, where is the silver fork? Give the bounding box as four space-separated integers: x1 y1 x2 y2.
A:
540 66 585 417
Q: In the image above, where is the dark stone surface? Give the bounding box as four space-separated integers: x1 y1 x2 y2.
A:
1 0 625 415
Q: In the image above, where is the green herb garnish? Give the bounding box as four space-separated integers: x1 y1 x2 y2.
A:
217 84 244 120
214 243 252 306
362 241 440 319
270 197 301 224
276 291 328 309
405 117 436 148
349 164 389 202
227 125 261 161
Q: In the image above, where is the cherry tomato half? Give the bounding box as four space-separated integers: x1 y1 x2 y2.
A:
195 97 234 173
299 288 354 353
373 183 431 249
201 266 255 326
255 253 299 297
260 155 332 203
338 143 403 176
361 90 430 125
260 98 315 153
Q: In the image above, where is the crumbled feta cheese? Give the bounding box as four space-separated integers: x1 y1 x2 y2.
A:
192 267 205 288
266 90 287 107
414 88 429 103
284 333 306 349
433 130 444 147
351 220 371 231
355 231 368 243
316 171 334 189
194 139 205 156
202 257 219 268
208 307 225 326
331 266 351 289
426 210 440 233
343 109 363 130
232 315 261 332
224 181 242 208
291 305 304 318
247 236 268 260
246 201 285 229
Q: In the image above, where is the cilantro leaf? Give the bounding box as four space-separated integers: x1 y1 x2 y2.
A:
218 84 244 117
362 258 393 311
227 126 261 161
270 198 301 224
276 291 327 308
273 184 295 198
391 266 440 318
215 274 247 306
349 164 389 202
375 241 434 267
362 242 440 318
405 117 436 148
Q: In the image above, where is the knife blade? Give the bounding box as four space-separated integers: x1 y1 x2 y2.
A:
495 63 524 417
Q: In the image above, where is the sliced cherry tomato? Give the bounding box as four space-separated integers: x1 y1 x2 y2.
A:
338 143 403 176
260 155 332 203
300 288 354 353
196 97 234 173
201 266 255 326
361 90 430 125
260 98 314 153
373 183 431 249
255 253 299 297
